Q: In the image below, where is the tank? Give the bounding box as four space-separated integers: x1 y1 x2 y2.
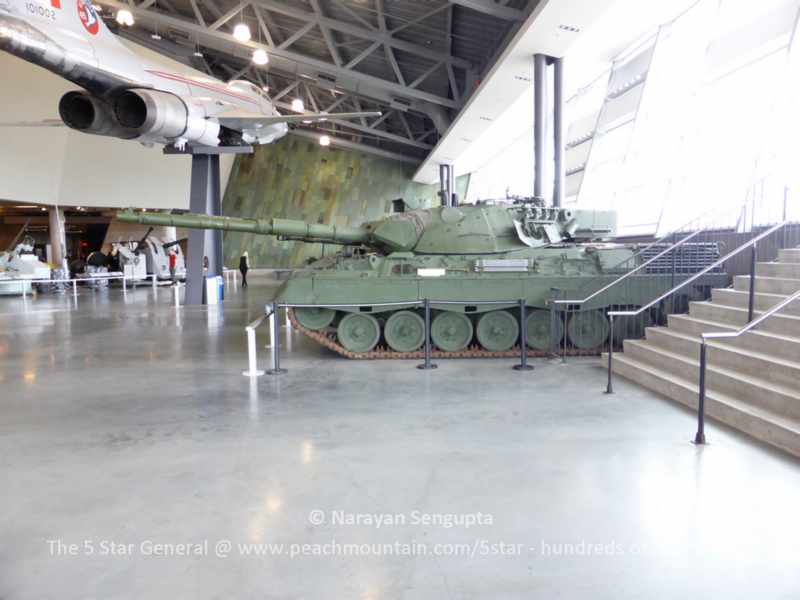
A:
116 198 730 358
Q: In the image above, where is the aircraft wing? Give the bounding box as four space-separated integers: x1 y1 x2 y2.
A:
217 111 381 131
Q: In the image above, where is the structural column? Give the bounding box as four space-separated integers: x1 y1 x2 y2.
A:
533 53 547 201
48 206 65 267
552 57 565 208
186 154 222 305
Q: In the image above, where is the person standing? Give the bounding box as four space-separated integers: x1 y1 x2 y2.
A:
239 251 249 288
169 250 177 284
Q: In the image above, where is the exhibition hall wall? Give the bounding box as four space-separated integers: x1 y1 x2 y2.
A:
222 136 470 268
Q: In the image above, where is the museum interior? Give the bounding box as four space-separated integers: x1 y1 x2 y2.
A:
2 0 800 597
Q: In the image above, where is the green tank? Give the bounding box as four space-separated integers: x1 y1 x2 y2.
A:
116 199 730 358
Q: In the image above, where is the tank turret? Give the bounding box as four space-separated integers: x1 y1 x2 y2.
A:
116 199 617 255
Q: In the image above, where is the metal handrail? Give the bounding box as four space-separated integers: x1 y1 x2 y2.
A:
604 219 789 394
553 228 705 306
607 220 787 319
694 287 800 444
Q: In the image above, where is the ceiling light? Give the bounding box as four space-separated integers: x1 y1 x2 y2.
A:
193 50 203 57
233 23 251 42
558 24 580 33
319 135 331 147
291 98 304 113
262 85 270 92
151 33 162 40
116 8 134 26
251 48 269 65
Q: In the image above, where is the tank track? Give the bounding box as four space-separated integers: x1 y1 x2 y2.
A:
288 309 598 360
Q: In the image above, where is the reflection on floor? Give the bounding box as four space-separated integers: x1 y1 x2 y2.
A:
1 274 799 598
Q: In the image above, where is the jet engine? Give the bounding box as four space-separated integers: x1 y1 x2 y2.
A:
58 91 137 139
113 89 220 147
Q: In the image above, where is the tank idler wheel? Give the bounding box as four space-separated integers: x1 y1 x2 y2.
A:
567 310 610 350
294 307 336 331
526 310 564 351
384 311 426 352
337 313 381 353
431 312 474 352
476 310 519 352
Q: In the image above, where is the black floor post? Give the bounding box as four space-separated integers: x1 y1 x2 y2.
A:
694 341 708 445
417 299 438 370
268 303 287 375
513 299 533 371
605 314 615 394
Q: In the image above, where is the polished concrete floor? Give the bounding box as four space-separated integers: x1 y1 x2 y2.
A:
1 275 799 599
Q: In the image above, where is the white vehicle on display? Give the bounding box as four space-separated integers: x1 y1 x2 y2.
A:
0 0 379 148
0 237 51 295
111 241 148 280
143 236 185 281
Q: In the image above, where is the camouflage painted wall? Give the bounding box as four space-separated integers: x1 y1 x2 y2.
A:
222 135 470 268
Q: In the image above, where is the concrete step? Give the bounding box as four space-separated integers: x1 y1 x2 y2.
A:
622 340 800 420
734 275 800 295
610 353 800 458
644 326 800 391
757 262 800 279
778 248 800 263
667 314 800 364
711 288 800 316
689 301 800 337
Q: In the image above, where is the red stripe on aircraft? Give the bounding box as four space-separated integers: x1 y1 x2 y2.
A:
146 70 259 106
51 0 61 8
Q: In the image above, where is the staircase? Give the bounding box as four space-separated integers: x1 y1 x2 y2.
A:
610 247 800 457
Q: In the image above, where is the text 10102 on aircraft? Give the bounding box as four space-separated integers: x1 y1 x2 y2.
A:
0 0 380 148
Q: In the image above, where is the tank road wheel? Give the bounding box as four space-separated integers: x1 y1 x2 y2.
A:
567 310 610 350
294 307 336 331
476 310 519 352
337 313 381 353
431 312 474 352
526 310 564 351
384 311 426 352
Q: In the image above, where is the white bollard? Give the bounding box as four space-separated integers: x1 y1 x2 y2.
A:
267 310 276 349
242 327 265 377
122 274 127 292
173 283 180 307
72 280 77 299
152 274 157 289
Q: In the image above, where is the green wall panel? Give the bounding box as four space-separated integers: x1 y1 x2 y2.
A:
222 136 469 268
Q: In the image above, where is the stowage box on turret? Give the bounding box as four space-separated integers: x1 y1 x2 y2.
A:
117 198 730 358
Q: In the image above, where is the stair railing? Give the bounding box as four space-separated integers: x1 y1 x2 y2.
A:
694 287 800 445
604 220 789 394
552 197 756 361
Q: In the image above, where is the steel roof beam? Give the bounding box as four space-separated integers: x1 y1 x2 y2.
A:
290 129 421 164
251 0 472 69
102 0 461 109
449 0 524 21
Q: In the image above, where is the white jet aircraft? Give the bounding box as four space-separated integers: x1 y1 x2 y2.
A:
0 0 379 148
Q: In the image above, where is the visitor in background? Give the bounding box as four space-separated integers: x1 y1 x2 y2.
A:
169 250 177 284
239 251 249 288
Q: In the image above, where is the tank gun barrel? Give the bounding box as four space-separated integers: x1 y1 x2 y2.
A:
116 210 369 245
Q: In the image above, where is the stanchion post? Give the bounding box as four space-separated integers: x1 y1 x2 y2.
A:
268 303 287 375
747 242 757 322
605 314 615 394
173 283 180 308
513 299 533 371
72 280 77 299
243 323 265 377
417 299 438 370
152 274 157 289
122 274 127 292
694 340 708 445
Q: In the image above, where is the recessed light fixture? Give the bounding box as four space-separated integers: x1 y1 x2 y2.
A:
252 48 269 65
319 135 331 147
558 24 581 33
116 8 134 26
479 116 493 122
151 33 162 40
233 22 251 42
291 98 305 113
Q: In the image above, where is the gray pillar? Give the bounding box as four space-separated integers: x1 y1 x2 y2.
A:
553 57 565 208
186 154 222 305
533 53 547 200
48 207 65 266
439 163 455 207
